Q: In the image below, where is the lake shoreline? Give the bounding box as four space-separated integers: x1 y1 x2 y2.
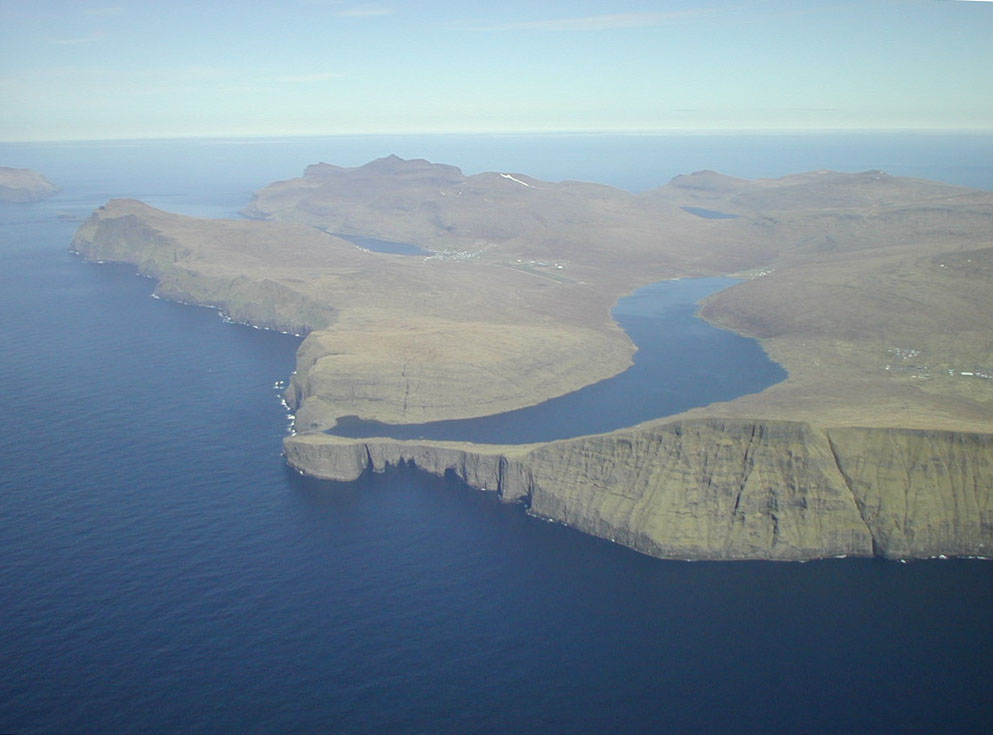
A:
327 277 787 444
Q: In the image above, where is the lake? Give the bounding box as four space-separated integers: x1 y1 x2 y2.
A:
330 277 787 443
1 134 992 734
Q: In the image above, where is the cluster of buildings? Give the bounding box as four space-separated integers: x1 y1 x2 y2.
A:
884 346 992 381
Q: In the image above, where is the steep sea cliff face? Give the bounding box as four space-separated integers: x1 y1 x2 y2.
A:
71 184 993 563
827 428 993 559
285 420 993 561
524 421 872 561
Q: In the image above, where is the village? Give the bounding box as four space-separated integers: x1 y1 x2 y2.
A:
884 346 993 381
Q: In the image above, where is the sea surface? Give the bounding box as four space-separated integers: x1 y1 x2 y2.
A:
2 133 992 734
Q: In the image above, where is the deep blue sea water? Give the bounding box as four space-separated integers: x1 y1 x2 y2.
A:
2 134 993 734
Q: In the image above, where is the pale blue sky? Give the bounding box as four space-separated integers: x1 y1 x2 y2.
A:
1 0 991 140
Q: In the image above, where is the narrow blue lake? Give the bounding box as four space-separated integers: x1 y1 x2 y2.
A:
335 233 433 256
330 277 787 443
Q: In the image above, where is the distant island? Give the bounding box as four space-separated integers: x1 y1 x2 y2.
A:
71 156 993 561
0 166 57 203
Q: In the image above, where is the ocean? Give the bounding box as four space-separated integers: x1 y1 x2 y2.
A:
1 133 992 734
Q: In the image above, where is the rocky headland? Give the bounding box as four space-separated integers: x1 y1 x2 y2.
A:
73 157 993 561
1 166 57 202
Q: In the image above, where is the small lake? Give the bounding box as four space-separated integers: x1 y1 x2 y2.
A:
335 233 433 256
681 205 740 219
330 277 787 443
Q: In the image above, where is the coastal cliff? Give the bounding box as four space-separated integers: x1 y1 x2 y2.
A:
826 427 993 558
70 200 338 335
285 433 535 502
284 420 993 561
70 198 636 427
73 162 993 562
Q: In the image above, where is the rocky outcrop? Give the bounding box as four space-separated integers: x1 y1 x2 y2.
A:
0 167 58 202
283 433 535 502
284 419 993 561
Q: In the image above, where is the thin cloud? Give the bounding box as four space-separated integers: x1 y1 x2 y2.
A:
52 30 106 45
274 72 347 82
462 11 705 32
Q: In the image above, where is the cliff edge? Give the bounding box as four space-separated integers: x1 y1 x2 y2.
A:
74 159 993 562
284 420 993 561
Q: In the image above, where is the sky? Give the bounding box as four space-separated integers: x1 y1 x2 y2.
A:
0 0 991 141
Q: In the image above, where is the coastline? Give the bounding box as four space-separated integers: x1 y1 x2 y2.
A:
69 160 993 562
283 420 993 562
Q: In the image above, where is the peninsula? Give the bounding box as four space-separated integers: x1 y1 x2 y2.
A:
0 166 57 203
72 157 993 560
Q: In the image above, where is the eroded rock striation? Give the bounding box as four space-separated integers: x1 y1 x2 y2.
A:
826 427 993 558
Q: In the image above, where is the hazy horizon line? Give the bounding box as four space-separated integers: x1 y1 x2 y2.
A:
4 127 993 145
